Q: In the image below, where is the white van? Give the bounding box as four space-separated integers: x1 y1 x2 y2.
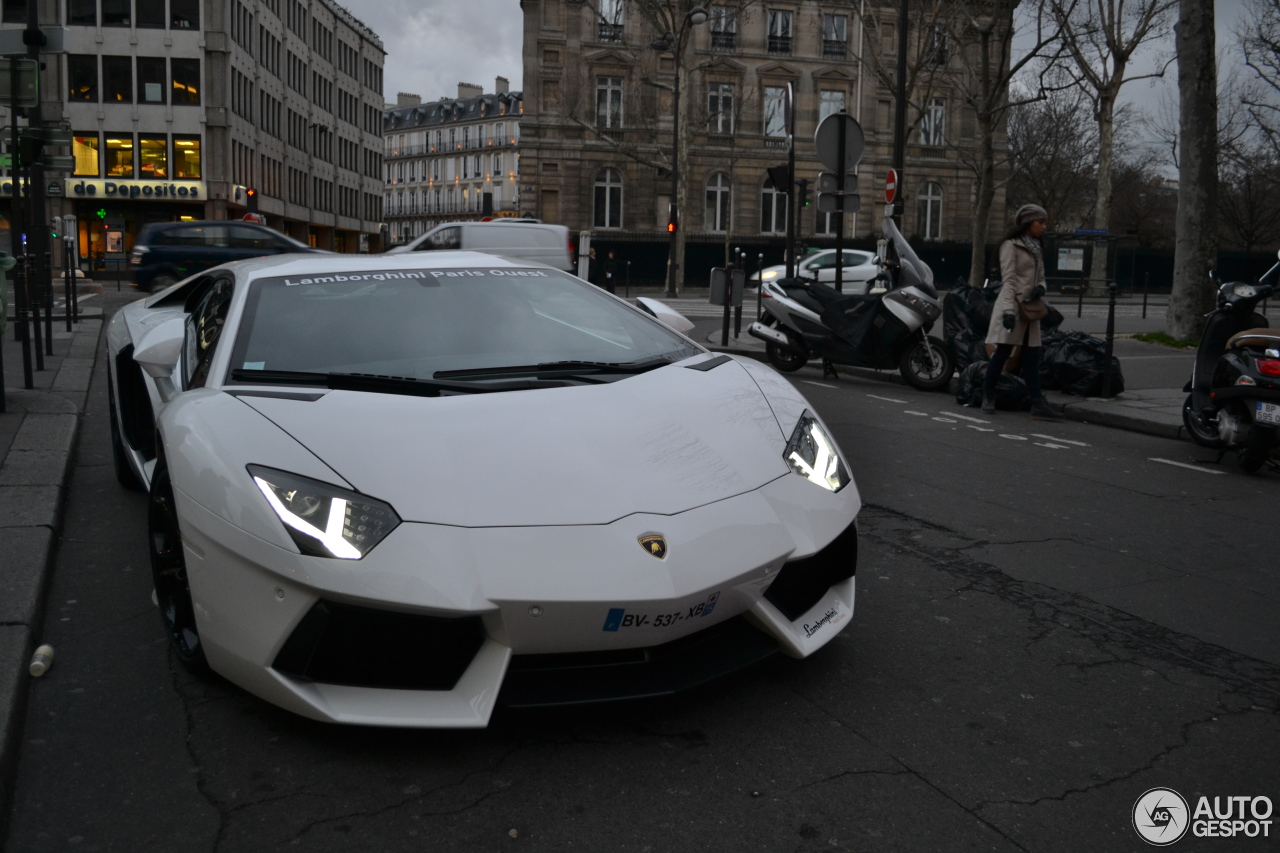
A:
387 222 573 272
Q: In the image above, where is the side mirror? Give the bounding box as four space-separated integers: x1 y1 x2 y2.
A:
133 316 186 384
634 297 695 334
871 255 882 266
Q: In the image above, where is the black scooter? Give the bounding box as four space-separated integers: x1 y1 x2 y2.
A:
1182 258 1280 473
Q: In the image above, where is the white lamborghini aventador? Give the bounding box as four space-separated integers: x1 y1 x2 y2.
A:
106 252 860 727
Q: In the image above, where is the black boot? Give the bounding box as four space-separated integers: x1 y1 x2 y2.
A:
981 394 996 415
1029 398 1064 421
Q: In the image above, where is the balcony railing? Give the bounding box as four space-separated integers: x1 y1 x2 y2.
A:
710 31 736 49
822 39 847 59
767 35 791 54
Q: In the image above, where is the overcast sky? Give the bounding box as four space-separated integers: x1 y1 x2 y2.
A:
344 0 1253 124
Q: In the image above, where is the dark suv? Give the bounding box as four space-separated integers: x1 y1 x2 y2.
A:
131 221 323 291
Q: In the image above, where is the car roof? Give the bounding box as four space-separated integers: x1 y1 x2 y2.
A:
228 250 560 281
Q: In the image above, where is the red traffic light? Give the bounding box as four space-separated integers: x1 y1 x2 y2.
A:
667 221 676 233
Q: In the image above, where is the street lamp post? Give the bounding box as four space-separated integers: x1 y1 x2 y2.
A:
652 4 708 298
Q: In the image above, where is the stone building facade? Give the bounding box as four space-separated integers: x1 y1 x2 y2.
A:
518 0 1007 283
382 79 523 246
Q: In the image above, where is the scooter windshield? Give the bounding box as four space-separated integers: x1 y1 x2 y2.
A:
882 218 936 297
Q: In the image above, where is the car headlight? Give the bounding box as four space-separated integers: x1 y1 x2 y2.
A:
784 413 850 492
761 270 779 280
248 465 401 559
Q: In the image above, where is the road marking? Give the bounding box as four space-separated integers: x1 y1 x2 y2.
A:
904 410 929 416
966 425 995 432
933 417 957 423
1000 434 1028 440
1149 457 1226 475
1030 433 1089 446
948 412 992 424
803 381 837 389
1034 442 1069 449
868 394 907 403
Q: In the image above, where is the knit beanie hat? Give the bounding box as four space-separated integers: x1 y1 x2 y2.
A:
1015 204 1048 228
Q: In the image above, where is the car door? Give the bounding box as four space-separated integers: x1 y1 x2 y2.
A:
228 225 283 263
183 275 235 390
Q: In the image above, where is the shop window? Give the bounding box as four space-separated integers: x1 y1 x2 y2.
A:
174 136 201 178
67 55 97 102
103 56 132 103
137 57 166 104
73 134 100 177
171 59 200 105
106 136 135 178
3 0 27 25
66 0 94 25
102 0 130 26
170 0 197 29
140 137 167 178
136 0 163 27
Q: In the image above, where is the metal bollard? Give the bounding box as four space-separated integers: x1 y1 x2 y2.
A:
1102 281 1117 398
625 261 630 298
63 248 72 333
28 253 45 373
44 251 53 356
756 253 764 320
1077 281 1085 318
1142 272 1149 320
721 263 734 347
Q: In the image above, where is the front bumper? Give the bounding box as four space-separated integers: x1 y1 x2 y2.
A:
175 473 859 727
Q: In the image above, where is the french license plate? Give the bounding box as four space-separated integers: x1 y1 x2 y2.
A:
1257 401 1280 426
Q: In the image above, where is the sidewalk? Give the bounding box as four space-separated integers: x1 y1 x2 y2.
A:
0 310 103 823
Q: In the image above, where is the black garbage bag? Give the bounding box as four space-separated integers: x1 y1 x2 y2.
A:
1042 302 1065 331
955 361 1031 410
1040 330 1125 397
943 279 1000 371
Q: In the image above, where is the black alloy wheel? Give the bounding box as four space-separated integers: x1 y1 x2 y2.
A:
107 371 142 490
1181 394 1226 449
149 454 208 672
900 336 954 392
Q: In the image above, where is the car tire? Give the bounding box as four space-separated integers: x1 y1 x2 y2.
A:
149 451 209 673
899 336 953 392
144 274 177 294
1181 394 1226 449
107 371 143 491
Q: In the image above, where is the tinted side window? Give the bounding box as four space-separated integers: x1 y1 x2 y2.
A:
155 224 227 247
229 225 277 250
184 277 234 388
417 226 460 250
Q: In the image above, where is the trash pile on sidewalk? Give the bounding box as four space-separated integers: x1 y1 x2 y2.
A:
944 279 1124 408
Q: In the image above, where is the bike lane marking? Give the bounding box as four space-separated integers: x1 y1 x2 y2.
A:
1149 458 1226 475
867 393 908 404
1029 433 1090 446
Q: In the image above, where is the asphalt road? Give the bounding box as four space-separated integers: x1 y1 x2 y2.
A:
3 289 1277 852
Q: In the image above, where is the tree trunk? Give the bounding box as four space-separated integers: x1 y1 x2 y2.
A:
968 116 997 288
1169 0 1218 340
1088 92 1117 294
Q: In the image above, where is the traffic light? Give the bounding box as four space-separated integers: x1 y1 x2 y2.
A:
796 179 811 207
50 218 58 239
96 208 106 220
17 134 43 168
766 163 791 192
245 187 258 212
667 206 677 233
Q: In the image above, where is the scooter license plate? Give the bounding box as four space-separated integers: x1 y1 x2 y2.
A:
1257 401 1280 425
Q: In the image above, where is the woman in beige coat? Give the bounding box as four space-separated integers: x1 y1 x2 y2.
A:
982 204 1063 420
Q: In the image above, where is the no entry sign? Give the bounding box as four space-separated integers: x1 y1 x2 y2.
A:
885 169 898 204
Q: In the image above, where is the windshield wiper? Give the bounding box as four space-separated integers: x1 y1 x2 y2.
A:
433 356 673 380
229 369 562 396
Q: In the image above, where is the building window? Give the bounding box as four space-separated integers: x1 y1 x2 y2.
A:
593 168 622 229
73 133 99 177
920 97 945 146
105 136 134 178
816 208 834 236
710 5 736 49
102 0 130 26
929 24 949 66
171 58 200 105
822 14 847 58
918 181 943 240
170 0 198 29
67 55 97 101
767 10 792 54
137 57 166 104
705 172 731 232
598 0 623 42
596 76 623 128
494 152 503 174
103 56 132 103
136 0 164 27
819 90 845 122
66 0 94 25
140 137 167 178
763 86 786 137
2 0 26 25
174 135 201 178
760 177 787 234
707 83 734 134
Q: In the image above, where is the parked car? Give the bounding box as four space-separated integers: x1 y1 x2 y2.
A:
130 221 324 292
105 251 860 726
749 249 880 294
385 221 574 272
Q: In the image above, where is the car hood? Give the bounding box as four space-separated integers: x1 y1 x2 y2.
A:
238 360 791 526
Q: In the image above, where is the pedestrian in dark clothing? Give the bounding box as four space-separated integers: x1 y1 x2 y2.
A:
587 248 599 286
602 250 619 294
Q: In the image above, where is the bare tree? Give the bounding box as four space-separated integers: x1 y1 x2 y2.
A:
1006 70 1100 230
1217 144 1280 252
1051 0 1177 291
1169 0 1218 339
1241 0 1280 159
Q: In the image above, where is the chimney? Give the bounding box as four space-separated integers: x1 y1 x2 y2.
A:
457 81 483 99
495 76 509 94
396 92 421 107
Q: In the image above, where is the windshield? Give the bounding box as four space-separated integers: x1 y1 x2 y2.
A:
882 218 936 297
226 267 702 382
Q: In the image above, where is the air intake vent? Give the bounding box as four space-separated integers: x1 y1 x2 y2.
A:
764 520 858 621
